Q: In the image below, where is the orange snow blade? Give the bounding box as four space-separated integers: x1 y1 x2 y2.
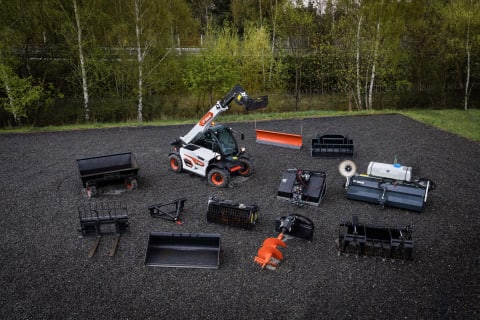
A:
255 129 302 150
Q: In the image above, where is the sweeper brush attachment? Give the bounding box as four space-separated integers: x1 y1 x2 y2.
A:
337 215 414 261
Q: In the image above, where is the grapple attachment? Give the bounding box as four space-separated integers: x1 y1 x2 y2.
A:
311 134 354 157
337 215 414 260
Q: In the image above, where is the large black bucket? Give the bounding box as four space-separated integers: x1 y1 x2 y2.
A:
145 232 221 269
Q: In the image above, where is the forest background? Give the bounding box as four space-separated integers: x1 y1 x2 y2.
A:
0 0 479 128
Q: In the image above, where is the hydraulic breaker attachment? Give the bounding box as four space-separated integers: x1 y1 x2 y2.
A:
254 234 287 270
148 198 187 225
311 134 354 158
337 215 414 261
206 197 259 229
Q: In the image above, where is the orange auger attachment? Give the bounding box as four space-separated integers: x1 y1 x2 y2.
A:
254 233 287 270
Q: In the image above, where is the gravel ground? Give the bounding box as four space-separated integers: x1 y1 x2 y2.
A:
0 114 479 320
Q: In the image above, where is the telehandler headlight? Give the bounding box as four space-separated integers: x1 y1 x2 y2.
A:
216 155 222 161
241 147 246 153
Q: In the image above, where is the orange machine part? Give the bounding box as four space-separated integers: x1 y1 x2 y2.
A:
255 129 302 150
254 233 287 269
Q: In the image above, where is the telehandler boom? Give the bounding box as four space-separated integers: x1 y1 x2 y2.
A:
169 85 268 187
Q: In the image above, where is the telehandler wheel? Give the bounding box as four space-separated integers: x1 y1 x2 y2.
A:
208 168 230 187
238 158 254 177
169 154 183 173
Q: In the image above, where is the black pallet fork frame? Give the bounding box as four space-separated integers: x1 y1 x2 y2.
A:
337 215 414 260
78 201 129 258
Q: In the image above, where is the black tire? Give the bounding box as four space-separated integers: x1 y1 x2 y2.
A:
169 154 182 173
207 168 230 187
238 158 254 177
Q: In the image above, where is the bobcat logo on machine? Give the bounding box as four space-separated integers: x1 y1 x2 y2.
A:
199 112 214 127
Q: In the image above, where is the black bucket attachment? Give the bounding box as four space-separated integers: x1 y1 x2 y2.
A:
311 134 354 157
76 152 139 197
275 214 314 241
77 201 129 258
337 215 413 260
206 197 258 229
346 174 430 212
277 169 327 206
148 198 187 224
145 232 221 269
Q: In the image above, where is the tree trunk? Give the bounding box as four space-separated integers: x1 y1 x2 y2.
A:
368 21 380 110
464 2 471 111
356 15 363 110
73 0 89 121
134 0 144 123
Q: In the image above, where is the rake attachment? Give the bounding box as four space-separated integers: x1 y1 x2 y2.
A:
255 214 315 270
337 215 414 261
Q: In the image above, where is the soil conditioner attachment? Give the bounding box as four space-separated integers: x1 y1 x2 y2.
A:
339 159 435 212
169 85 267 188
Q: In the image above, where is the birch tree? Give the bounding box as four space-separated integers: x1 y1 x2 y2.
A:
443 0 480 110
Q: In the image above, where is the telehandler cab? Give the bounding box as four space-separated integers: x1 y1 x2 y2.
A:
169 85 268 187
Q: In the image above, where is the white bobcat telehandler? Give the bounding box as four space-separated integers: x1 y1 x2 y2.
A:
169 85 268 187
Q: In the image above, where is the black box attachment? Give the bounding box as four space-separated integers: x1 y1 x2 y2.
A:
206 197 258 229
76 152 139 197
277 169 327 206
311 134 353 157
145 232 221 269
337 215 413 260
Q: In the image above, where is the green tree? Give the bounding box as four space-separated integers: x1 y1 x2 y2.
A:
183 22 241 108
